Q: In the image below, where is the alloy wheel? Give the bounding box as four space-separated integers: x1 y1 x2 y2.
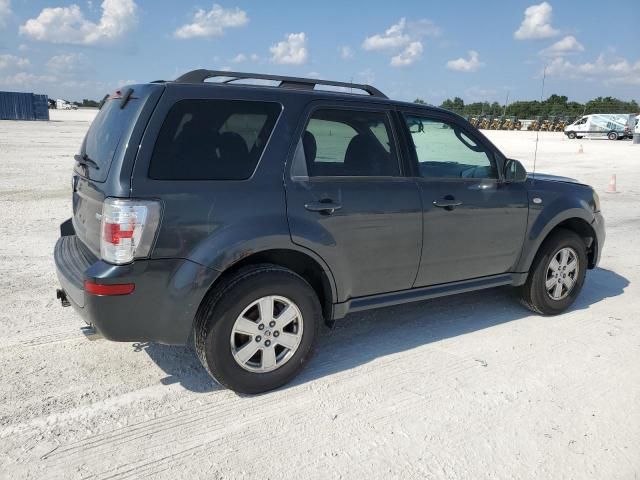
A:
230 295 304 373
545 247 579 301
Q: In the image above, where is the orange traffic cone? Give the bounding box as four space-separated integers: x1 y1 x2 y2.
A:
606 174 618 193
577 144 584 154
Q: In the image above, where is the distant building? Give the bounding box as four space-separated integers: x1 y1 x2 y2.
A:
0 91 50 121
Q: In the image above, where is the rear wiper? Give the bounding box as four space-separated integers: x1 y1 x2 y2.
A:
74 153 100 170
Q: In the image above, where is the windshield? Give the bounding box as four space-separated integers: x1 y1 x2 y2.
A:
77 89 148 182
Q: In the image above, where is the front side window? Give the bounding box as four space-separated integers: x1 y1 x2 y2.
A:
299 109 400 177
149 99 281 180
404 115 496 179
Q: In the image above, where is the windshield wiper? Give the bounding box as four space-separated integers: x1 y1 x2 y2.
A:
74 153 100 170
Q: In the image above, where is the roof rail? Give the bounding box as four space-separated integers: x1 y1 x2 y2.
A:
174 69 388 99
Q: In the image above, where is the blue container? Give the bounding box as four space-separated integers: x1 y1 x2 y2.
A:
0 91 50 121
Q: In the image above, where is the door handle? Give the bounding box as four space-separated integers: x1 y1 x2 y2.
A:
433 197 463 210
304 200 342 215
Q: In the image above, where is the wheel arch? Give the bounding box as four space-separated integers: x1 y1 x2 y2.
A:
553 218 598 268
200 248 337 325
521 215 597 273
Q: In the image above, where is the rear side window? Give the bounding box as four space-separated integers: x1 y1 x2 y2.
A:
149 99 281 180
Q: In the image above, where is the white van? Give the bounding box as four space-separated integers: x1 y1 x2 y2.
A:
564 113 634 140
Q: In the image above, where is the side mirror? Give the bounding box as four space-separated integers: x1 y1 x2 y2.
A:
504 158 527 183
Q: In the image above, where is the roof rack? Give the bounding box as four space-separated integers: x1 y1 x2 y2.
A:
174 69 388 99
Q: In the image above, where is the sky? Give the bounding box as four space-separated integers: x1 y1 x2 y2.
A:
0 0 638 103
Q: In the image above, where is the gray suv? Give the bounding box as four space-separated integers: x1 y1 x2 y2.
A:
54 70 605 393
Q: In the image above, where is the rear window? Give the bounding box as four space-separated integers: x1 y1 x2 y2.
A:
79 91 148 182
149 99 281 180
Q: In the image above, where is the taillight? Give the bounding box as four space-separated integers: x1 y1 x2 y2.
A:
100 198 161 265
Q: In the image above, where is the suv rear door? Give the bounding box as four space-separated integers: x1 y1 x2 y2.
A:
285 102 422 301
72 84 163 255
398 109 529 286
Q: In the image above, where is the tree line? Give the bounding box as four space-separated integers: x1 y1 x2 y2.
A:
414 95 640 119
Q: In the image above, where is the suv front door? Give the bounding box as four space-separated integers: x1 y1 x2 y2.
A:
285 103 422 301
400 110 529 287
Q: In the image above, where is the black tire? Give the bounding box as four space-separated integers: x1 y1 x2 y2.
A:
607 131 618 140
518 229 587 315
194 264 321 394
567 131 576 139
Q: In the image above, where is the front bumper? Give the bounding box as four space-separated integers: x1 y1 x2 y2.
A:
54 234 220 345
591 211 605 267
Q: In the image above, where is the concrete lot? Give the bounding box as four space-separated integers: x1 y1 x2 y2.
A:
0 109 638 479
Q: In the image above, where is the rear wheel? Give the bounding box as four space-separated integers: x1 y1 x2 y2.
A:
194 264 321 394
608 131 618 140
519 229 587 315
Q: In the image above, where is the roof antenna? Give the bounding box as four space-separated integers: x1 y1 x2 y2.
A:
532 65 547 184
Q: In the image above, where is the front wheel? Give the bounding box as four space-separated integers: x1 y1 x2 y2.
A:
518 229 587 315
194 265 322 394
566 131 576 139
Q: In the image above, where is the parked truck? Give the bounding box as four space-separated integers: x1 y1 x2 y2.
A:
55 99 77 110
564 113 635 140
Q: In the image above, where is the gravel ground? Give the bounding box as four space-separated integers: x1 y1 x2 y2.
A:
0 109 638 479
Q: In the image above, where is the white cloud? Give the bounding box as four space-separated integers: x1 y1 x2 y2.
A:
409 18 442 38
0 0 10 27
339 46 353 60
446 50 484 72
230 53 259 64
546 54 640 85
0 72 121 99
19 0 137 45
0 72 56 88
0 53 30 70
362 17 437 66
270 32 307 65
540 35 584 56
46 52 89 75
514 2 559 40
391 41 423 67
174 4 248 39
231 53 246 63
362 18 410 50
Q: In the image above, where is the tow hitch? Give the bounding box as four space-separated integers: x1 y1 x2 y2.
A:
56 289 71 307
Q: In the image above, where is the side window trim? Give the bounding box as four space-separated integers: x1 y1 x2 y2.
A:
290 102 406 181
398 108 503 181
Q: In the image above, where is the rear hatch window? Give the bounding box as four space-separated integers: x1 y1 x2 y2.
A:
76 87 152 182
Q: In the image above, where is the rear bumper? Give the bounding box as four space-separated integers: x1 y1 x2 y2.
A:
54 234 220 345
